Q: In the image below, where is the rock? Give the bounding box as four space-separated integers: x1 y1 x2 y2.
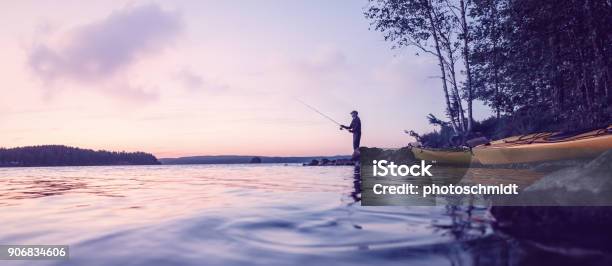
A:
500 150 612 206
358 146 416 166
491 150 612 249
334 159 355 165
465 136 490 148
304 159 319 166
249 157 262 163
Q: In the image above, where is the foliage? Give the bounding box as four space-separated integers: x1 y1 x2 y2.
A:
470 0 611 130
366 0 611 145
0 145 160 167
365 0 475 133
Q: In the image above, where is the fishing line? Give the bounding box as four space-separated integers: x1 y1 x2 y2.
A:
295 98 341 126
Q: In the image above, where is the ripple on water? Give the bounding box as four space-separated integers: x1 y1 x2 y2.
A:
216 204 486 253
0 165 556 266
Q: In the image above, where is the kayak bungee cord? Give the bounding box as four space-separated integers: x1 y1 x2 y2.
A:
504 132 554 145
542 127 611 143
502 125 611 145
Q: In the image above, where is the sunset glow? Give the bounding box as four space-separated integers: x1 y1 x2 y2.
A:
0 1 489 157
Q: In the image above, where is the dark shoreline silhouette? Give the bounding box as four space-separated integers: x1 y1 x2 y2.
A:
0 145 160 167
0 146 351 167
160 155 351 165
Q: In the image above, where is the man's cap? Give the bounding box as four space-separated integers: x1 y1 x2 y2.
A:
350 110 358 115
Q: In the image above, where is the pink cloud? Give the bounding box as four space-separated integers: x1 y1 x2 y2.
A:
175 68 229 92
27 4 182 101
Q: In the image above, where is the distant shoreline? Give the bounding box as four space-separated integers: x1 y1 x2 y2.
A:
0 145 160 167
0 145 350 167
159 155 351 165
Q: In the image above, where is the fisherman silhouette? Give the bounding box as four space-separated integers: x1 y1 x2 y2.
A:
340 110 361 153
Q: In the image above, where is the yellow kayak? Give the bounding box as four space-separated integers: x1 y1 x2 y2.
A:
473 127 612 165
411 147 479 165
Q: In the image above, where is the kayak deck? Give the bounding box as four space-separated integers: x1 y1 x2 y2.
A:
473 128 612 165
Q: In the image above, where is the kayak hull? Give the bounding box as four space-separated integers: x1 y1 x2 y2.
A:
473 134 612 165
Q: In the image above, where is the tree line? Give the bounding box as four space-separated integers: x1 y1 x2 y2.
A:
0 145 160 167
365 0 610 137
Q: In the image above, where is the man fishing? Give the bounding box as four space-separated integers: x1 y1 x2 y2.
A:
340 111 361 151
295 99 362 154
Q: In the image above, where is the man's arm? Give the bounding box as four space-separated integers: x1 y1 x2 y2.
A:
347 119 357 132
340 125 353 132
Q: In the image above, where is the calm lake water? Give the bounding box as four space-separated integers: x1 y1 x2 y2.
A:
0 164 606 265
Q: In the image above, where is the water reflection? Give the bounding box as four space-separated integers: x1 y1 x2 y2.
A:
350 166 362 203
350 164 612 265
0 177 87 202
0 165 609 266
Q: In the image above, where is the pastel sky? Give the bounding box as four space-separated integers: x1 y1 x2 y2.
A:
0 1 490 157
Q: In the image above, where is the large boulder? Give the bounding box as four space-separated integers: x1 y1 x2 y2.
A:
495 150 612 206
491 150 612 249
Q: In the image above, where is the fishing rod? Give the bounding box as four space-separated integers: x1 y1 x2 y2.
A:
295 98 342 126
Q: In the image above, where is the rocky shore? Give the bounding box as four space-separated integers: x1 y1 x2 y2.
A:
303 158 355 166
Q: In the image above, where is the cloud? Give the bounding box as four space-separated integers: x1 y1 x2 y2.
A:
176 68 204 89
294 47 348 74
27 4 182 100
274 47 351 93
175 68 229 92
